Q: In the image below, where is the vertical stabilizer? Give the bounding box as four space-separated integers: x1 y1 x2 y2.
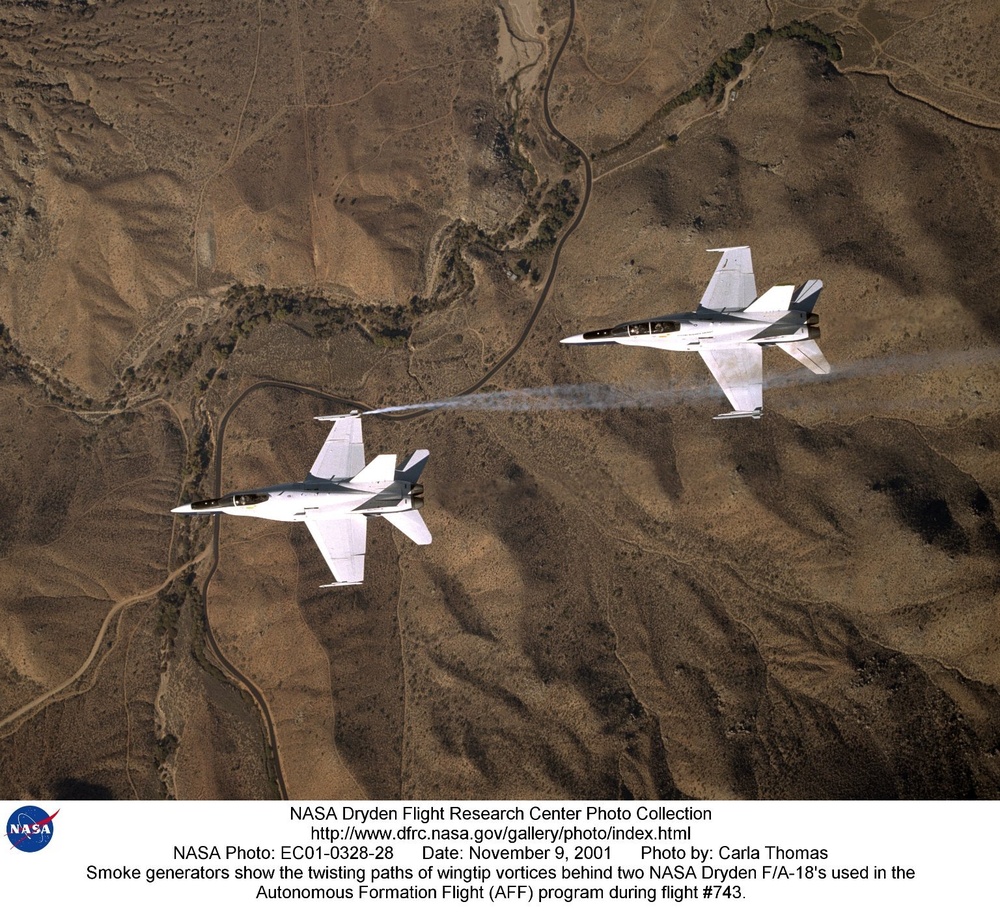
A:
396 449 430 483
792 279 823 314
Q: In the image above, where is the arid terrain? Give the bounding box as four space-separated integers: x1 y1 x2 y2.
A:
1 0 998 800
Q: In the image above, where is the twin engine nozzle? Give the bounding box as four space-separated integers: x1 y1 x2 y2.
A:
410 482 425 509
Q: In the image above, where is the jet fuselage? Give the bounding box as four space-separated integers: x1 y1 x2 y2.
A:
563 308 820 352
172 481 424 523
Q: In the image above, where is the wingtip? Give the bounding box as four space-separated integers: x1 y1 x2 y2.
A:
712 409 763 421
315 409 362 421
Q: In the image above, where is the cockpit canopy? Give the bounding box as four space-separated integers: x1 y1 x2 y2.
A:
235 492 269 506
191 492 269 510
583 319 681 340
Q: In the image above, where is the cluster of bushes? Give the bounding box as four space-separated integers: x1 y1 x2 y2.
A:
179 421 212 490
433 170 579 292
596 21 842 161
156 569 197 643
496 119 537 181
523 179 579 255
0 321 96 408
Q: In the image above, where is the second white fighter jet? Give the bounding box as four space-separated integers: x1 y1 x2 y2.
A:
172 412 430 586
561 246 829 419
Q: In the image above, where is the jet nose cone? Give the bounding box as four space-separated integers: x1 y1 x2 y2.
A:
560 333 589 345
171 503 193 514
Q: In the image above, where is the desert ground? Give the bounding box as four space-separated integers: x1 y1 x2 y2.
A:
1 0 998 799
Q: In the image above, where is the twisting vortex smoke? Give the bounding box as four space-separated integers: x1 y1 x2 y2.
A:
363 348 997 416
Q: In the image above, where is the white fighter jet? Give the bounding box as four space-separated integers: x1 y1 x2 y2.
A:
172 412 430 586
561 247 829 418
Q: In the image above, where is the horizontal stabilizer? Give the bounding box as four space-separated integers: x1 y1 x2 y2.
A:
793 279 823 314
396 449 429 483
745 284 795 313
778 340 830 374
350 453 397 484
384 509 432 545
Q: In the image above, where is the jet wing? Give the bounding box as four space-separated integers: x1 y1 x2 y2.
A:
700 247 757 313
304 513 367 586
309 414 364 481
700 345 762 414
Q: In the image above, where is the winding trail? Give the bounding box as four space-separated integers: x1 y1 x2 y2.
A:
0 556 207 733
197 0 594 797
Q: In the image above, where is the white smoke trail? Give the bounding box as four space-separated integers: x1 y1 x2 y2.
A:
364 382 715 415
363 347 999 416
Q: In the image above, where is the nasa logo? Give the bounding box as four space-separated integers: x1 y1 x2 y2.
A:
6 805 58 853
